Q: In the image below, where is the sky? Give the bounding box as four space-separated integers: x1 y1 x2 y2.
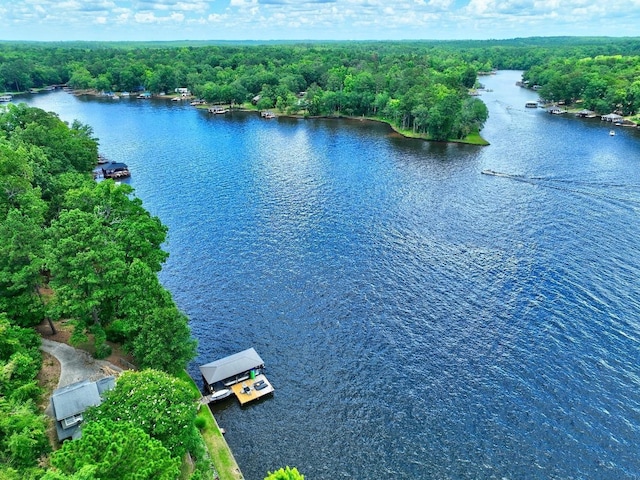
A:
2 0 640 42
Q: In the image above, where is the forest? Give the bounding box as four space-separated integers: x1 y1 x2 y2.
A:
0 103 207 479
2 37 640 479
1 38 640 141
523 55 640 116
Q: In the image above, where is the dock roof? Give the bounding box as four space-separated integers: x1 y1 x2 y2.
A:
103 162 128 170
200 348 264 385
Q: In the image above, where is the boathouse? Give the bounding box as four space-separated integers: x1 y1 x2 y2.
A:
199 348 274 405
547 106 566 115
576 109 596 118
101 162 130 179
601 113 624 123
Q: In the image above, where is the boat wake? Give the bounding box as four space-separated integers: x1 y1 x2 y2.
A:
481 170 640 207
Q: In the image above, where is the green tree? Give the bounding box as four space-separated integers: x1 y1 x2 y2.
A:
132 304 197 374
118 259 196 374
0 59 32 92
460 66 477 89
0 209 46 327
62 181 168 272
67 65 94 90
0 398 49 469
92 73 113 93
2 105 97 176
145 65 177 94
47 420 179 480
0 140 45 219
85 370 200 458
0 315 48 470
0 315 42 397
45 208 127 345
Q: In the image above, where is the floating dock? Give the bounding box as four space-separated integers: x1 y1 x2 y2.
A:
230 374 275 406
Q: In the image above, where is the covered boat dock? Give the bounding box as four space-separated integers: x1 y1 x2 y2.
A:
100 162 130 179
199 348 274 405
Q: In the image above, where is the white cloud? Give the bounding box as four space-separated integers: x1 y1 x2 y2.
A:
2 0 640 40
134 11 157 22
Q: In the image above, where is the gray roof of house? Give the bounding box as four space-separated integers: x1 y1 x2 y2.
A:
56 421 79 441
602 113 624 119
51 379 102 421
50 376 116 441
96 376 116 394
199 348 264 385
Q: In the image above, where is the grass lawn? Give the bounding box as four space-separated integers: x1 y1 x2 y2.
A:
177 371 245 480
392 125 489 145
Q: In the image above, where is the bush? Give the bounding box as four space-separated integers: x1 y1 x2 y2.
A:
265 466 304 480
194 416 207 430
104 319 129 343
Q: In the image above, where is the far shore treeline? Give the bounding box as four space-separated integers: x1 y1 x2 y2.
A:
3 38 640 142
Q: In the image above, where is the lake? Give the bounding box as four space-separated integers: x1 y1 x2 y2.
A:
22 71 640 479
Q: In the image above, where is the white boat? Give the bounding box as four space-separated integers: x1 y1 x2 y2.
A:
609 130 615 136
208 106 229 114
0 94 12 102
525 101 538 108
209 389 232 402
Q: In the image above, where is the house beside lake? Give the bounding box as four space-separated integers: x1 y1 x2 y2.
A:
50 376 115 441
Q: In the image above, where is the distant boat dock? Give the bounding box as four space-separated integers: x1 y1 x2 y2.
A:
93 155 131 181
199 348 274 406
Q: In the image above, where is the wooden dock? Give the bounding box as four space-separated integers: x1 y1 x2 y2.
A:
229 374 274 405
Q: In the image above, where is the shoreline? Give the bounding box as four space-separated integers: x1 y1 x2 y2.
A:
36 319 243 480
63 89 490 146
228 106 491 145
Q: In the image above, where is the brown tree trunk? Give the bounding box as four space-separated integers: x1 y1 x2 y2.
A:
46 317 57 335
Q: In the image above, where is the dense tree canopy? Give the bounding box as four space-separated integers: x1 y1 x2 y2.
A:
85 370 201 458
0 41 500 141
0 315 49 473
0 102 203 479
44 420 180 480
524 55 640 115
0 103 196 370
3 37 640 137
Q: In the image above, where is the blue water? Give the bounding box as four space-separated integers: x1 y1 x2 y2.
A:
22 72 640 479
